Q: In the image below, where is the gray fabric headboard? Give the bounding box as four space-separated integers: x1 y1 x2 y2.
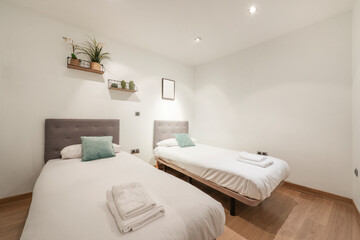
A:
44 119 120 163
153 120 188 148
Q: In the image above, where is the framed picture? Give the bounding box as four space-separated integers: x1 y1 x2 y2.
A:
162 78 175 100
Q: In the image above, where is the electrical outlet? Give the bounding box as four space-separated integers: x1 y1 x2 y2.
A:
355 168 359 177
131 149 140 154
135 112 140 116
257 151 268 156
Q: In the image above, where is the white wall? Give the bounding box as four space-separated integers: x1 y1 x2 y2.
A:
353 0 360 209
194 13 352 197
0 2 354 201
0 2 195 198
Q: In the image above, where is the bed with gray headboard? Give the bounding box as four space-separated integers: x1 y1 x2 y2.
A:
44 119 119 163
153 120 285 215
20 118 225 240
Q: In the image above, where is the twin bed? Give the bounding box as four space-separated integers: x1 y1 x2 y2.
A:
20 119 225 240
20 119 289 240
153 120 290 215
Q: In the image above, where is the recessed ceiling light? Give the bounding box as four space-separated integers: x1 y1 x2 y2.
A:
194 37 202 42
249 6 257 15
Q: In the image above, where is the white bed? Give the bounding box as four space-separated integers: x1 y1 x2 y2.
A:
20 152 225 240
154 144 290 201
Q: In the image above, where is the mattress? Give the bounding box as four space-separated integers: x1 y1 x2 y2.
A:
154 144 290 201
20 152 225 240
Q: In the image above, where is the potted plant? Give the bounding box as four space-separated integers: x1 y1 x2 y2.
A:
80 37 110 71
129 81 135 91
63 37 80 66
111 83 118 88
121 80 127 89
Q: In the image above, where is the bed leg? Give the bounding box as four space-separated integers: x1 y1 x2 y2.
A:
230 198 235 216
188 177 192 184
163 165 167 172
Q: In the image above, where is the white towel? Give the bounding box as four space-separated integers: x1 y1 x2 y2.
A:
112 183 156 219
106 191 165 233
237 158 274 168
238 152 267 162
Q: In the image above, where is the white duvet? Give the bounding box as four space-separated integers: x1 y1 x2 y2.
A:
20 152 225 240
154 144 290 201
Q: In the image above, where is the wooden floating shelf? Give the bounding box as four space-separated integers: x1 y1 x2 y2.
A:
108 79 138 93
67 64 104 74
66 57 105 74
108 87 137 93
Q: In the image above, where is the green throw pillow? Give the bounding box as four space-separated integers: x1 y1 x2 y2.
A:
81 136 115 161
174 134 195 148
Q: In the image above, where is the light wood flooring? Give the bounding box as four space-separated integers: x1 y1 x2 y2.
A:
0 168 359 240
0 198 31 240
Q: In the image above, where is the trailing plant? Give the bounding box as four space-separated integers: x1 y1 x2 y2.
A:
63 37 79 59
79 36 110 63
111 83 118 88
121 80 127 89
129 81 135 90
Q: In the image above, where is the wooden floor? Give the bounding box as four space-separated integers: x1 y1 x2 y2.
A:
0 198 31 240
0 169 359 240
168 168 360 240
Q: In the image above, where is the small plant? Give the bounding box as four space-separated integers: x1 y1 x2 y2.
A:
121 80 127 89
63 37 79 59
111 83 118 88
79 36 110 63
129 81 135 91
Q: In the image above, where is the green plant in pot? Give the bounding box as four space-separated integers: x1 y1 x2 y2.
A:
63 37 80 66
121 80 127 89
111 83 118 88
80 36 110 71
129 81 135 91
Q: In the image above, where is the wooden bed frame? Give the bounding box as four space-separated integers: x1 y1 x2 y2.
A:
153 120 284 216
157 157 284 216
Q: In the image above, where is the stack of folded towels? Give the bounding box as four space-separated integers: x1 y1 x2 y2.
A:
106 182 165 233
237 152 274 168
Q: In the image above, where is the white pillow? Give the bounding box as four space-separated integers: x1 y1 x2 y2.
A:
156 137 197 147
113 144 122 153
156 138 178 147
61 143 122 159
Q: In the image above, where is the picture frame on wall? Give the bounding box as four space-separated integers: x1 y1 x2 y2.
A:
162 78 175 100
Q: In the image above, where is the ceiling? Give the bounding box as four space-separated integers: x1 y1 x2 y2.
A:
7 0 354 66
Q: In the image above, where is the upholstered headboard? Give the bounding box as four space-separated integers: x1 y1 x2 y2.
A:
44 119 120 163
153 120 188 148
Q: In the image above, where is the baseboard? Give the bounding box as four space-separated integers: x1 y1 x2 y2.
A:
283 181 352 204
0 192 32 206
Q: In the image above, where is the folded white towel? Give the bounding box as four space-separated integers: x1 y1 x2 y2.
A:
237 158 274 168
238 152 267 162
106 191 165 233
112 183 156 219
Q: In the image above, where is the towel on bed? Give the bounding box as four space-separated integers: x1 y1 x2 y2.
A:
106 191 165 233
112 182 156 219
238 152 267 162
237 158 273 168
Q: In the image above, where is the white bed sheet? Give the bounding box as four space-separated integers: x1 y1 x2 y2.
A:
20 152 225 240
154 144 290 201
